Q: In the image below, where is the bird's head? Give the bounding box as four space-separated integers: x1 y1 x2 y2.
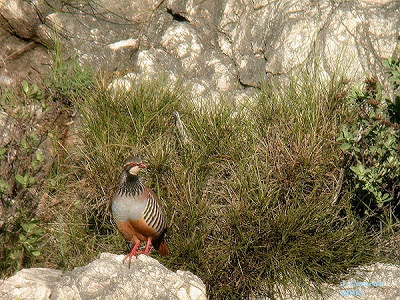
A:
123 155 147 176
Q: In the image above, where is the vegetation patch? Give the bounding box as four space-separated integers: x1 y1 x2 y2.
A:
1 48 399 299
337 57 400 226
0 80 69 273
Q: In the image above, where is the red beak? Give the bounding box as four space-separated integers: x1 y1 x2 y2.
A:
139 163 147 169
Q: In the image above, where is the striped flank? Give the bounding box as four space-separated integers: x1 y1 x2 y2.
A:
142 193 166 235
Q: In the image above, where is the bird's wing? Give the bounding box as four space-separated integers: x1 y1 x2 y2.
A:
131 186 167 237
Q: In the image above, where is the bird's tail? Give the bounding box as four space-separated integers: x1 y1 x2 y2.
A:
158 241 169 257
153 230 169 257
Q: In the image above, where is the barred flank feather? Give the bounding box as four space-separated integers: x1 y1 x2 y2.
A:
142 192 167 235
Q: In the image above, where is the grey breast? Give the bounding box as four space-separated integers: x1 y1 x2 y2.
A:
111 194 148 222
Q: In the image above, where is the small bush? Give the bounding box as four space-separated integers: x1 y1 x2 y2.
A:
0 81 59 274
0 42 93 276
45 39 94 104
384 55 400 123
337 55 400 224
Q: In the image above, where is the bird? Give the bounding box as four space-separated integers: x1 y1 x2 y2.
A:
111 155 169 267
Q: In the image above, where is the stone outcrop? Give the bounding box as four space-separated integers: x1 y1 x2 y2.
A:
0 0 399 101
0 268 62 300
0 253 207 300
268 262 400 300
0 26 51 87
2 255 399 300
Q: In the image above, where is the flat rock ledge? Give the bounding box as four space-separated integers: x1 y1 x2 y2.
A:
0 253 207 300
2 254 399 299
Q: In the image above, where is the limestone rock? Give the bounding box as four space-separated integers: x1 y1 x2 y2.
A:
0 0 399 101
0 0 45 39
135 48 181 83
0 253 207 300
0 27 51 88
0 111 17 146
263 262 400 300
0 75 14 87
36 0 163 71
0 268 62 300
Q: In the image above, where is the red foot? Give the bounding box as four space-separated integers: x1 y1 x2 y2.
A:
136 237 152 255
123 240 140 268
122 237 153 268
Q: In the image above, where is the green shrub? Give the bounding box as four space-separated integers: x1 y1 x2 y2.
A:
45 39 94 104
0 41 93 276
0 82 51 274
337 55 400 223
384 54 400 123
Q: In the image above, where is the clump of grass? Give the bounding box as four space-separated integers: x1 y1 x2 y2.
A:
45 39 94 105
41 67 385 298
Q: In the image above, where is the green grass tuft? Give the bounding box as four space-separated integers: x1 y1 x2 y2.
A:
44 70 384 298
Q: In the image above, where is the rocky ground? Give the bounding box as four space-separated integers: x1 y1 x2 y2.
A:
1 255 400 299
0 253 207 300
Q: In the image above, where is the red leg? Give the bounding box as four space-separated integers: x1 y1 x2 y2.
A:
123 240 140 268
137 237 152 255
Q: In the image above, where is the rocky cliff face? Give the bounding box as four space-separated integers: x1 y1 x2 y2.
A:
0 0 399 102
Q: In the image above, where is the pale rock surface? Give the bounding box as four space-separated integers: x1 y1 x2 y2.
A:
134 48 181 83
35 0 163 71
0 268 62 300
0 0 48 39
0 26 51 87
264 262 400 300
0 111 16 146
0 253 207 300
1 0 399 100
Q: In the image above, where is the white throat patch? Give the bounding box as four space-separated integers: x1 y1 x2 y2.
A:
129 165 140 176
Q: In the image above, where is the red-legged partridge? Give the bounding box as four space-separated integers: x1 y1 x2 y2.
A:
112 156 169 266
